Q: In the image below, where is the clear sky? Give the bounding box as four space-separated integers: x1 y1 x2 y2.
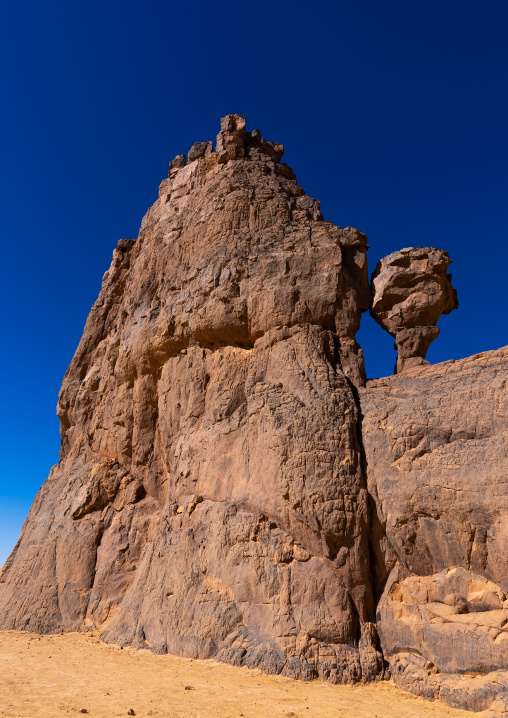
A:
0 0 506 566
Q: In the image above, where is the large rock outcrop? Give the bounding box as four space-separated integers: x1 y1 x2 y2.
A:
0 115 383 683
1 115 507 713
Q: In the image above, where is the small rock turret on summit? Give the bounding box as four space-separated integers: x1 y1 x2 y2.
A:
0 114 380 684
370 247 458 373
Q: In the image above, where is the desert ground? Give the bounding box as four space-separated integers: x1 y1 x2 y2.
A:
0 631 470 718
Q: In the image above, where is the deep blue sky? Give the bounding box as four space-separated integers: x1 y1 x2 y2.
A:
1 0 506 565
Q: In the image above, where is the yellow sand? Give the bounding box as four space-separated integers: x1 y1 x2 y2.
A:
0 630 470 717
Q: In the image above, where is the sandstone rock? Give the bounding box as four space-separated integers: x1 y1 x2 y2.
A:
245 127 284 163
169 154 186 172
380 568 508 674
390 653 508 715
361 347 508 587
0 116 381 683
361 346 508 713
188 141 213 161
370 247 458 373
216 114 246 163
2 114 507 712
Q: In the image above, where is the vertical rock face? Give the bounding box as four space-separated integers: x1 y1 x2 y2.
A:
370 247 458 373
0 115 384 683
360 347 508 712
1 115 507 712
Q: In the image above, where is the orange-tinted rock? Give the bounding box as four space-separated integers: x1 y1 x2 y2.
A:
361 346 508 712
370 247 458 373
0 116 382 683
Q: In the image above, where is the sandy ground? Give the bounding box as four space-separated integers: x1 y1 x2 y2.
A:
0 631 470 718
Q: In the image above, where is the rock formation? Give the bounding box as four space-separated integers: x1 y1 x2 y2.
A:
359 346 508 712
370 247 458 373
0 115 507 714
0 115 382 683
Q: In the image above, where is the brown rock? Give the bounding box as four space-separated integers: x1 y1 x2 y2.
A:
188 141 213 162
2 114 507 711
361 346 508 712
169 154 186 173
361 347 508 586
390 653 508 714
0 116 380 684
380 568 508 674
370 247 458 373
216 113 246 163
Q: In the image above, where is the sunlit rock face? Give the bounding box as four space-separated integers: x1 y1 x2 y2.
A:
370 246 458 373
360 346 508 713
0 115 383 684
1 116 507 713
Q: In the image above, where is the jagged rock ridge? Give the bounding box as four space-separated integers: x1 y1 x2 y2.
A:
0 116 507 714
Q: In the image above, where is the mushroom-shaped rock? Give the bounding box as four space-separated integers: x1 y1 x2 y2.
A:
370 247 458 373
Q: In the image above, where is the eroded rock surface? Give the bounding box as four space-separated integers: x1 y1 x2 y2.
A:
381 568 508 714
381 567 508 669
0 115 383 683
1 115 507 712
361 347 508 713
370 247 458 373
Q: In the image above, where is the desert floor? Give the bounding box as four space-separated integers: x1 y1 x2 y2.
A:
0 630 470 718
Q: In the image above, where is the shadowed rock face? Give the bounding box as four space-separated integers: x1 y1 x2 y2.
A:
1 115 507 712
370 247 458 373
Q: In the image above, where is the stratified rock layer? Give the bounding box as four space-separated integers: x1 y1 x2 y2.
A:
0 116 383 683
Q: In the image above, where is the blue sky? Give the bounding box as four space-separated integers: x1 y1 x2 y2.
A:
0 0 506 565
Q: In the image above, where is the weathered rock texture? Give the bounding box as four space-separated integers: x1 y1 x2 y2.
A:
370 247 458 373
361 346 508 713
0 115 383 683
1 116 507 713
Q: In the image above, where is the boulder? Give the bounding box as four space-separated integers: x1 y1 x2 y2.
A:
188 141 213 161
